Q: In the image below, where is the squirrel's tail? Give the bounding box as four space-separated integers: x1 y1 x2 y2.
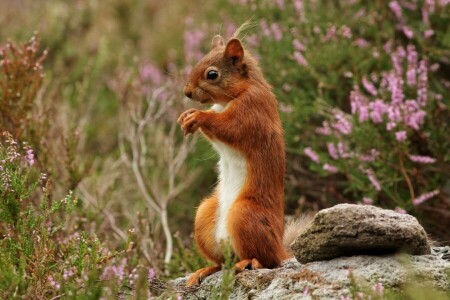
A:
283 215 314 251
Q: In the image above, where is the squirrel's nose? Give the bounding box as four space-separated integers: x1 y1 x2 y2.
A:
184 86 193 99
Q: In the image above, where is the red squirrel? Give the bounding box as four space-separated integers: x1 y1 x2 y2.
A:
178 33 306 287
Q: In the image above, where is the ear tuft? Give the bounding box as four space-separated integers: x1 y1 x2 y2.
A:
211 35 224 50
224 39 244 64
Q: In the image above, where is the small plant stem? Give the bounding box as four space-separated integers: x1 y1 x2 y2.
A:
399 155 415 202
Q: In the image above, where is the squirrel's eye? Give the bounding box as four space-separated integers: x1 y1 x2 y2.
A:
206 70 219 80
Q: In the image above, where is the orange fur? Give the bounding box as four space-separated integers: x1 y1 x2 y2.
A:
179 35 288 286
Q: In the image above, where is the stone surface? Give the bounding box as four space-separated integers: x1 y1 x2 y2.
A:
291 204 430 263
167 248 450 299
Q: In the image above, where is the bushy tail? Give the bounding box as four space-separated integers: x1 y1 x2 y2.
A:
283 215 314 251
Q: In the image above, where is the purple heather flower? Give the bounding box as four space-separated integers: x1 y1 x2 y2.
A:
395 207 407 214
372 282 385 295
316 122 332 135
395 131 407 142
359 149 379 162
148 268 156 281
362 76 378 96
424 29 435 38
271 23 283 41
404 109 426 130
26 148 35 166
327 143 339 160
402 26 414 39
323 163 338 173
260 20 271 37
412 190 439 206
362 197 373 205
340 25 352 39
304 147 320 163
293 51 308 66
364 168 382 191
275 0 285 10
354 38 369 48
293 39 306 52
332 112 352 135
409 155 436 164
417 60 428 106
389 1 403 18
369 100 389 124
140 63 163 85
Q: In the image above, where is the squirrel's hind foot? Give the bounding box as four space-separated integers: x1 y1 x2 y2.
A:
234 258 264 273
186 265 221 287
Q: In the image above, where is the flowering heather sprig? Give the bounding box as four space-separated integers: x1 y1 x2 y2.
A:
148 268 156 282
395 130 407 142
372 282 385 295
271 23 283 41
362 197 373 205
406 45 418 86
395 207 407 214
304 147 320 163
409 154 436 164
48 275 61 290
362 168 382 191
412 190 439 206
293 51 308 66
183 25 206 64
327 143 339 160
362 76 377 96
316 121 332 135
331 111 352 135
323 163 338 173
293 39 306 52
25 148 35 166
389 1 403 18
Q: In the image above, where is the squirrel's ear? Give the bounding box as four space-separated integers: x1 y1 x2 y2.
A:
211 35 224 49
224 39 244 65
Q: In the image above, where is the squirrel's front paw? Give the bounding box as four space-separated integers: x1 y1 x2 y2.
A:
178 109 203 136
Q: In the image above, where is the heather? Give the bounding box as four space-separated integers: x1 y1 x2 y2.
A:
0 0 449 299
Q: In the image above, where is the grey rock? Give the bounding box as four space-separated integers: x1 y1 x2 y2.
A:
291 204 430 263
167 248 450 299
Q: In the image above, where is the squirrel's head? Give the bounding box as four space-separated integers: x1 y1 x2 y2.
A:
183 35 254 105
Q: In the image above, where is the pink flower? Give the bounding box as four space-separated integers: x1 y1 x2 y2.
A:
274 0 285 9
412 190 439 206
271 23 283 41
354 38 369 48
316 122 332 135
362 197 373 205
395 207 407 214
293 39 306 51
26 148 35 166
424 29 435 38
148 268 156 281
417 60 428 106
293 51 308 66
304 147 320 163
372 282 384 295
327 143 339 160
402 26 414 39
332 112 352 135
365 168 382 191
395 131 407 142
409 155 436 164
389 1 403 18
362 76 378 96
323 163 338 173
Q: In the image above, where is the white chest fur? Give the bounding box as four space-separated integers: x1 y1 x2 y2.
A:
212 140 247 243
209 103 247 243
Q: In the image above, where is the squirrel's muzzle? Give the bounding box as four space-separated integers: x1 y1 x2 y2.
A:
184 86 193 99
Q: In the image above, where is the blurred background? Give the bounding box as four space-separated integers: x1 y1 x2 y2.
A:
0 0 449 298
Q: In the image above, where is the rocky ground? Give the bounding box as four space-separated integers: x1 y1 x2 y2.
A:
165 205 450 299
